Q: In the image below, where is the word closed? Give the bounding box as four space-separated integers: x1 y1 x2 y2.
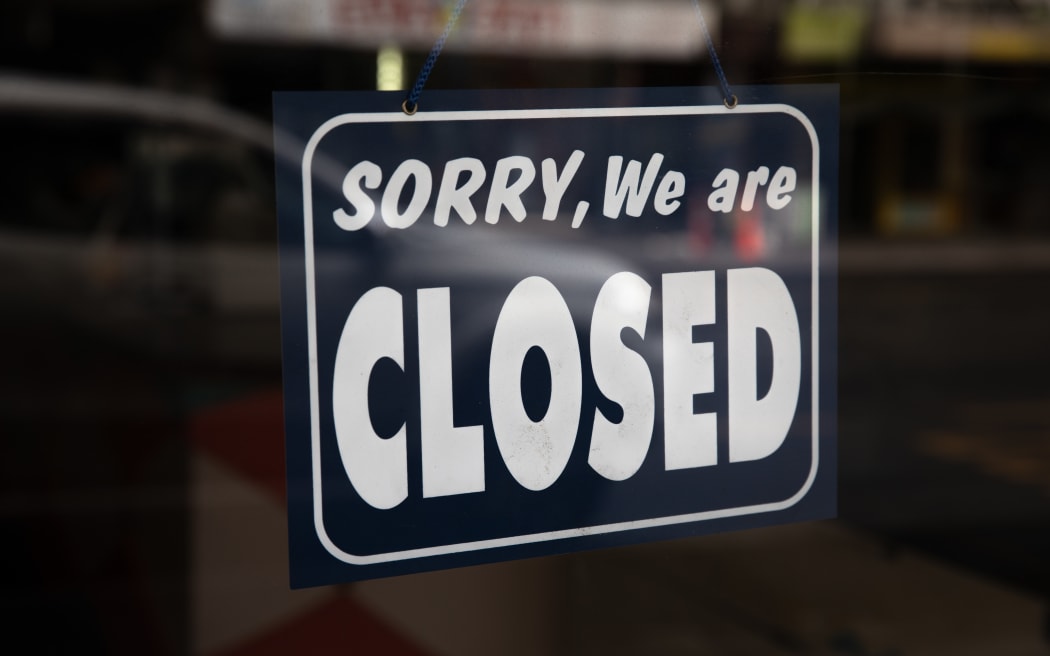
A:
333 268 801 510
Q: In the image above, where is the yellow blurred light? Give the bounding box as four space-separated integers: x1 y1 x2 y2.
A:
376 46 404 91
972 28 1050 62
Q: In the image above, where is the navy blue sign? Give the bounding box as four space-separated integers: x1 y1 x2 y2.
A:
275 86 837 588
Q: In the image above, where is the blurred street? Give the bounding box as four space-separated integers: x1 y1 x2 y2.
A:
839 241 1050 601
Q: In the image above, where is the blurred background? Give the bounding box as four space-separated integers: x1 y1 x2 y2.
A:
2 0 1050 654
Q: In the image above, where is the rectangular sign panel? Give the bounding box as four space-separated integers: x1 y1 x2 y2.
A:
275 86 837 587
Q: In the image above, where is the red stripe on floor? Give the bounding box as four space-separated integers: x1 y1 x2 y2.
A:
189 389 286 503
209 596 432 656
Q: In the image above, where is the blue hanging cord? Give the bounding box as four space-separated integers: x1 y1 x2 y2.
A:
691 0 737 108
402 0 469 115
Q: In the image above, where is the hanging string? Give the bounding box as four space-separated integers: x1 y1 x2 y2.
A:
402 0 469 115
691 0 737 108
401 0 733 112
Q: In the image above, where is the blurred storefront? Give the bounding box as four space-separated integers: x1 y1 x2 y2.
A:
7 1 1050 240
2 1 1050 654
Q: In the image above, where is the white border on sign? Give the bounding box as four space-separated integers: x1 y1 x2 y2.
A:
300 104 822 565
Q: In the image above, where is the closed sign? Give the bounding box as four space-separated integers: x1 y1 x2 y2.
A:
274 86 838 587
